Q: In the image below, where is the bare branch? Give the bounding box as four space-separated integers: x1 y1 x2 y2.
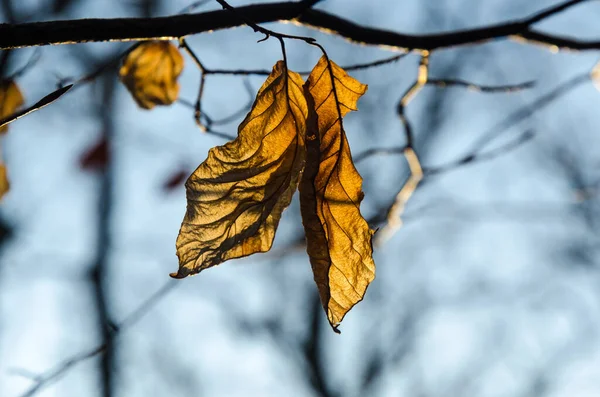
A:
0 84 72 130
15 280 177 397
376 147 423 245
0 0 596 51
424 129 535 176
427 78 535 93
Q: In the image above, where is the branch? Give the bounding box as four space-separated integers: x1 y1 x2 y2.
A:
0 0 595 51
0 84 72 130
15 280 177 397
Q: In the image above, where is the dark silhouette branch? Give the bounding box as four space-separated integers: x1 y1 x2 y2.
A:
0 0 596 51
0 84 72 130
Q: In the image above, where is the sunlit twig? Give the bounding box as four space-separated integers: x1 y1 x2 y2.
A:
376 52 429 243
376 147 423 245
0 84 72 130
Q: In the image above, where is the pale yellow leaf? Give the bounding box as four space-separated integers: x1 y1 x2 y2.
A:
300 55 374 331
0 80 25 134
172 61 308 278
119 41 184 109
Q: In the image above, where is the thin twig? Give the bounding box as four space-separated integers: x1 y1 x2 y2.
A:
6 48 41 79
355 147 406 164
424 129 535 176
374 52 429 243
199 53 408 76
16 280 178 397
57 43 140 87
376 147 423 245
398 51 429 148
469 72 589 154
427 78 535 93
0 84 72 129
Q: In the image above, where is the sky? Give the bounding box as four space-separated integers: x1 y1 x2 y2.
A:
2 0 600 396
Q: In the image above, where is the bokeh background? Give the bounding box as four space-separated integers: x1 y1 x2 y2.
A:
2 0 600 396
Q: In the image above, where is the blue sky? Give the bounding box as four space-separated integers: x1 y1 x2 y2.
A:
2 0 600 396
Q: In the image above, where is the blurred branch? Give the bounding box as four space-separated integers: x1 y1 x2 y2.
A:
424 129 535 176
90 73 117 397
0 0 596 51
6 48 41 79
355 147 406 164
15 280 177 397
302 292 337 397
469 72 590 153
56 43 140 89
427 78 535 93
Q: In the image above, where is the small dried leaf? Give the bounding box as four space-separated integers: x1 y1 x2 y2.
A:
0 161 8 200
300 55 375 331
162 168 189 192
119 41 184 109
79 136 109 171
0 80 25 134
172 61 308 278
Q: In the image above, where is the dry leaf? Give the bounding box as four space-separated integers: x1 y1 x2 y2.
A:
0 161 8 200
0 79 25 134
119 41 184 109
162 168 189 192
300 55 375 331
172 61 307 278
79 136 109 171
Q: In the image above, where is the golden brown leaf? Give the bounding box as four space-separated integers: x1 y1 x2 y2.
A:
172 61 308 278
0 79 25 134
0 161 8 200
119 41 184 109
300 55 374 331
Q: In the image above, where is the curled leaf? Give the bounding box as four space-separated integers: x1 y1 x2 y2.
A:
0 79 25 134
300 55 374 331
119 41 184 109
173 61 307 278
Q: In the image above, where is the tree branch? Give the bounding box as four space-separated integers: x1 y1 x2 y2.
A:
0 0 596 51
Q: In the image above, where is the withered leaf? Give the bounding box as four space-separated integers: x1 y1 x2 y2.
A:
172 61 308 278
300 55 375 331
0 79 25 134
119 41 184 109
0 161 8 200
79 136 109 172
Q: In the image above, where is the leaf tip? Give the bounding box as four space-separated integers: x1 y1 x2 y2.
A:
169 270 188 279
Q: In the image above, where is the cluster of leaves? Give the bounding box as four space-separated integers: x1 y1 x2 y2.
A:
118 41 375 331
0 39 375 331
